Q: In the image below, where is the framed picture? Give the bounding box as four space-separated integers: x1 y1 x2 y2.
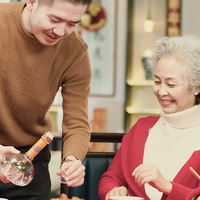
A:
79 0 118 96
9 0 25 2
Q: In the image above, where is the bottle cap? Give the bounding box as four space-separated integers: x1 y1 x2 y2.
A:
41 131 54 144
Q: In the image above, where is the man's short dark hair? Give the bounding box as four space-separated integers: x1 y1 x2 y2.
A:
38 0 92 6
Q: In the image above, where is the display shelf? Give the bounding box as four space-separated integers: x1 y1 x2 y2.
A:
49 105 61 112
49 105 62 133
125 79 158 131
126 79 153 86
126 106 160 115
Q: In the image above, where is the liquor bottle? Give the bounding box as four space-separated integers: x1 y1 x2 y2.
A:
0 132 54 186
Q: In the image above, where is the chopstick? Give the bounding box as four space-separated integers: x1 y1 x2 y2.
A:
190 167 200 181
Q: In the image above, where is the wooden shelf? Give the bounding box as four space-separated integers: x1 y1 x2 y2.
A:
49 105 61 112
49 106 62 133
126 79 153 86
126 106 160 115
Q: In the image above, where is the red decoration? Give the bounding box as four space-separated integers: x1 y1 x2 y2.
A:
78 1 106 33
167 0 181 37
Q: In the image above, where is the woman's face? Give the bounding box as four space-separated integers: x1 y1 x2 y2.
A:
153 57 196 114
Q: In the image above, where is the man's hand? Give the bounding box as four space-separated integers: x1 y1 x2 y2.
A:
0 145 20 183
56 156 85 187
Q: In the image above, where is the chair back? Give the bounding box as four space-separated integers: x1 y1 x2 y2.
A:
61 132 125 200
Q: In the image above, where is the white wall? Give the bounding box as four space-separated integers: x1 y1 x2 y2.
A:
131 0 167 80
181 0 200 36
88 0 128 133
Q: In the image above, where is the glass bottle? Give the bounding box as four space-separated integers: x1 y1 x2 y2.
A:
0 132 54 186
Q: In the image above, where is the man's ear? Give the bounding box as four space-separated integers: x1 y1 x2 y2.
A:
26 0 36 11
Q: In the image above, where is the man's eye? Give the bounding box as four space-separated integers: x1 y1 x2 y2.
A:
51 19 58 23
69 23 76 27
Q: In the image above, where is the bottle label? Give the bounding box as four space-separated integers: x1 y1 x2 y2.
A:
33 145 42 152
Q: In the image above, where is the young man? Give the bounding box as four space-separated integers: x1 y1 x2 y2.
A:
0 0 92 199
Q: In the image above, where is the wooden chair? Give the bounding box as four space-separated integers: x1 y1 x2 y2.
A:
60 132 125 200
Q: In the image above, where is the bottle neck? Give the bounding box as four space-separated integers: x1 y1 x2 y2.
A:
26 132 53 160
24 153 33 162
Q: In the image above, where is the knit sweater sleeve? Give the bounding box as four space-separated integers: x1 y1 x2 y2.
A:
161 150 200 200
160 182 196 200
61 44 92 161
185 187 200 200
98 138 128 200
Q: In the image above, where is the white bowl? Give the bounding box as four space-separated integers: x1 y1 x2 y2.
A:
108 196 144 200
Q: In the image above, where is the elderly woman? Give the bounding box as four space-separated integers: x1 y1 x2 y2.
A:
98 34 200 200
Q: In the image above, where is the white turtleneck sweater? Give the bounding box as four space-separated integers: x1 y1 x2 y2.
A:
143 105 200 199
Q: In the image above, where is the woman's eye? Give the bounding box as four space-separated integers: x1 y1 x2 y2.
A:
168 84 175 87
154 81 160 84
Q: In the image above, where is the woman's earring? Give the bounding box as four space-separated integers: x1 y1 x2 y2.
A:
194 92 198 95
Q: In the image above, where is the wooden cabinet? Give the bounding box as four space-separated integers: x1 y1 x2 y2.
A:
124 0 167 132
125 79 159 132
49 105 61 133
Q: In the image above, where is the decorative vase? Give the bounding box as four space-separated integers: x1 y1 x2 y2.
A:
142 49 152 80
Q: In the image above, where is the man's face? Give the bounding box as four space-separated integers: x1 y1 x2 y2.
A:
24 0 87 46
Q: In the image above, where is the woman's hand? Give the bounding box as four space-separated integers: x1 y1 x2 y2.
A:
56 156 85 187
132 164 172 195
105 186 128 200
0 145 20 183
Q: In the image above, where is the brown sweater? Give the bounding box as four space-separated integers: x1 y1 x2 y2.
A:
0 2 92 161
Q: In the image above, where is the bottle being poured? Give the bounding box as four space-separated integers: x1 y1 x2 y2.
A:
0 132 54 186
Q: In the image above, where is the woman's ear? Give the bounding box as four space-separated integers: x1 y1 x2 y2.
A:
26 0 36 11
194 86 200 96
